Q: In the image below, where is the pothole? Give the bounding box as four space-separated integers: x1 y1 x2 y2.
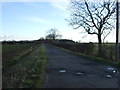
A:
76 72 84 75
107 67 116 71
107 67 119 74
106 75 112 78
59 69 66 73
112 70 119 74
87 74 97 77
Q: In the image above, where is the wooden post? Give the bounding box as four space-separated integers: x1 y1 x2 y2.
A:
116 0 119 61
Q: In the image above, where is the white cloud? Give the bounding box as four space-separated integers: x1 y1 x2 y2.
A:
51 2 66 11
0 35 14 41
50 1 69 11
20 16 55 24
2 0 70 2
23 2 44 8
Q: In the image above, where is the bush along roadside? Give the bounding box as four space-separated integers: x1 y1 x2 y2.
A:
2 44 47 88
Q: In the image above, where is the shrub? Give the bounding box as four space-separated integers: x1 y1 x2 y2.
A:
101 44 116 60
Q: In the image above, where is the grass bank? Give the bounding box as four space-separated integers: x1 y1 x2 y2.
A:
53 45 120 68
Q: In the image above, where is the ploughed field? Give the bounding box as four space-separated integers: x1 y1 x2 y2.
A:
2 43 36 65
2 43 47 88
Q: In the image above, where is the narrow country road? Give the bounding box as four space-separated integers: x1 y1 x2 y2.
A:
44 44 119 88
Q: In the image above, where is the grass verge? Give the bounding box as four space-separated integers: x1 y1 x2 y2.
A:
53 45 120 68
35 44 47 88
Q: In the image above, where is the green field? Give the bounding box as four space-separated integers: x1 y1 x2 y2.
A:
2 43 47 88
3 44 31 54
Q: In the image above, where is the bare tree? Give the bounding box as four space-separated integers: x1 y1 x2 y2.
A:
46 28 62 40
67 0 116 56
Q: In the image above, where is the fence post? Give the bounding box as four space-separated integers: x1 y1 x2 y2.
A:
116 0 120 61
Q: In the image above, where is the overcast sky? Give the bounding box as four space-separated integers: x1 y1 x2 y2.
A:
0 0 117 42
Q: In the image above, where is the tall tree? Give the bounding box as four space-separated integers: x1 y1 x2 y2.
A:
67 0 116 56
46 28 62 40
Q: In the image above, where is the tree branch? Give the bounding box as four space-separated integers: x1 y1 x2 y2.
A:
84 1 99 30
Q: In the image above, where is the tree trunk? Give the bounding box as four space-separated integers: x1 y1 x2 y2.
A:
98 34 102 57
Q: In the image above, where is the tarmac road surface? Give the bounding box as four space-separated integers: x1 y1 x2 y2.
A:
44 44 119 88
